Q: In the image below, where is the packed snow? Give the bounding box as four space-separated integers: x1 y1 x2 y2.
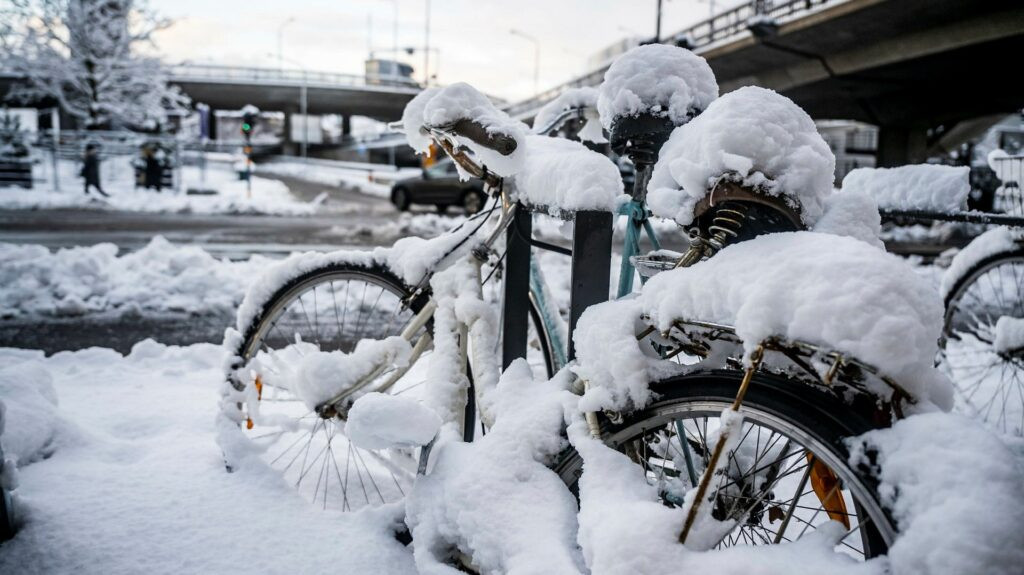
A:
511 135 627 214
813 188 885 248
347 393 442 450
0 356 59 466
597 44 718 129
533 87 607 143
0 237 271 318
842 164 970 213
993 316 1024 354
403 83 528 178
648 87 835 227
940 226 1020 300
575 232 953 412
0 160 321 216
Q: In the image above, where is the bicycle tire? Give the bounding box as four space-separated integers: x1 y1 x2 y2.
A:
556 370 896 559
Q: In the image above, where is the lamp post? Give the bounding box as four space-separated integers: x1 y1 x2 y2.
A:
424 0 431 85
277 17 296 72
272 53 309 159
509 28 540 95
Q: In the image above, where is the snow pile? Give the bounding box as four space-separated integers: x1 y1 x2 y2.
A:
347 393 442 450
533 87 606 143
402 83 528 177
576 232 953 411
842 165 970 213
994 316 1024 354
253 337 413 412
812 188 884 248
405 361 584 574
511 135 627 214
597 44 718 129
0 163 320 216
940 226 1019 300
851 413 1024 575
0 236 271 318
648 86 835 227
0 341 419 574
0 351 60 466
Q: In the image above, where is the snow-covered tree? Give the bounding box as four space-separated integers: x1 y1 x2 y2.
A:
1 0 189 130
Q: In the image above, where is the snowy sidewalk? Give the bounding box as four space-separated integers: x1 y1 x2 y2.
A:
0 342 416 574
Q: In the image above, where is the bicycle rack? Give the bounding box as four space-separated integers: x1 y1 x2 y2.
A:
501 204 613 368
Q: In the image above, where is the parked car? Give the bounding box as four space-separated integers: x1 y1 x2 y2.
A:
390 158 488 214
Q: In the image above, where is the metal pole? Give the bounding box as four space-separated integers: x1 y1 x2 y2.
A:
424 0 431 85
50 108 61 192
300 78 308 159
502 206 533 369
656 0 663 42
568 210 613 360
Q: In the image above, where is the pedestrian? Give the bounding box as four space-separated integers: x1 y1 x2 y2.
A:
81 143 109 197
143 146 162 192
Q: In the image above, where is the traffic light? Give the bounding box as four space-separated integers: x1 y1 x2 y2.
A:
240 105 259 138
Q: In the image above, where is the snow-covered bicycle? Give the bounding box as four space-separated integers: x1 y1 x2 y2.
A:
219 45 953 567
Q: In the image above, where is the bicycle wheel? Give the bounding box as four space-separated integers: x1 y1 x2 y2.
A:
942 249 1024 436
226 261 434 512
557 371 895 559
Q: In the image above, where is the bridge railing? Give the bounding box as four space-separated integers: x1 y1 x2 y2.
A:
168 64 422 91
505 0 839 119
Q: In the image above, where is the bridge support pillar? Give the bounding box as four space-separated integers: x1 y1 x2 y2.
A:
281 105 299 156
342 115 352 137
876 125 928 167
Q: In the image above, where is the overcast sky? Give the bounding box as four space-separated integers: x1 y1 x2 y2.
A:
150 0 736 102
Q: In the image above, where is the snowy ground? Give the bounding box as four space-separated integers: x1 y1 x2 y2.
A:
0 158 322 216
253 158 421 200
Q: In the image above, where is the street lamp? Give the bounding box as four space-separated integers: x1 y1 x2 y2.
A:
277 17 296 72
509 28 540 96
270 53 309 159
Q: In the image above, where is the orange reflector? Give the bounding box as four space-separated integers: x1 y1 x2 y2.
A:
254 375 263 401
246 418 254 430
807 454 851 529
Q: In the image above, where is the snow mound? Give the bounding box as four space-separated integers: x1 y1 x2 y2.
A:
851 413 1024 575
994 316 1024 354
577 232 952 410
405 361 583 574
597 44 718 130
346 392 441 450
402 83 528 177
533 87 606 143
511 135 627 214
648 86 835 227
812 188 884 248
842 164 970 213
0 351 60 466
940 226 1020 300
0 236 270 318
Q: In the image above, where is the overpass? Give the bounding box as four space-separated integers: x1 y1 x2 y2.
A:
507 0 1024 166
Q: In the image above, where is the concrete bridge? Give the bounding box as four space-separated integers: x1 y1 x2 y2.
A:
508 0 1024 166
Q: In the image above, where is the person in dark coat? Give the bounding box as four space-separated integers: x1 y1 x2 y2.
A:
143 147 162 192
81 143 109 197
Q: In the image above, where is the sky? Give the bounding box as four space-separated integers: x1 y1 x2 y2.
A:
149 0 735 102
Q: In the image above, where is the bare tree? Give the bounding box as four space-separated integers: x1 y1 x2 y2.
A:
2 0 189 129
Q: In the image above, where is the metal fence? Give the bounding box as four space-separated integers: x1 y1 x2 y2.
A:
168 64 422 92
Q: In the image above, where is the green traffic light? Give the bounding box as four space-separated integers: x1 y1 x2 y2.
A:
241 122 252 132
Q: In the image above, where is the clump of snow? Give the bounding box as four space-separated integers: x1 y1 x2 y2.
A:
597 44 718 130
993 316 1024 354
940 227 1019 300
403 83 529 177
0 237 271 319
0 352 59 466
648 86 835 227
346 392 442 450
257 337 413 412
842 165 970 214
533 87 607 143
813 188 884 248
851 413 1024 575
405 360 584 574
577 232 953 411
511 135 627 214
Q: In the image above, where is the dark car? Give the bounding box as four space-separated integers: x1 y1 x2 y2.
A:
390 158 488 214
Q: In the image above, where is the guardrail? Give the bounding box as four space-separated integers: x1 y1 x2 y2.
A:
505 0 839 118
168 64 422 92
